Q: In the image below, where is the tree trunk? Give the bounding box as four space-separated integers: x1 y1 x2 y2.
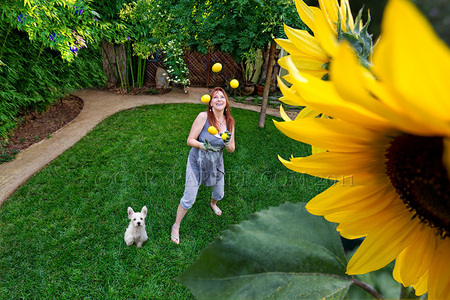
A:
101 40 126 86
269 49 281 92
258 42 277 128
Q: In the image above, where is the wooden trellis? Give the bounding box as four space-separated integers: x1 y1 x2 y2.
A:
145 51 164 86
145 50 243 87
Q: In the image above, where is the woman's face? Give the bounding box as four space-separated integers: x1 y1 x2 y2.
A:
210 90 227 112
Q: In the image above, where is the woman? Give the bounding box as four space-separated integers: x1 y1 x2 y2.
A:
171 87 235 244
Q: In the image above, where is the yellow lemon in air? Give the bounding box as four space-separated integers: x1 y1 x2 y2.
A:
208 126 218 135
201 94 211 103
221 132 228 140
230 79 239 89
212 63 222 73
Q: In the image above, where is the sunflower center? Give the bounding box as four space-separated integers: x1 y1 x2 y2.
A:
385 134 450 238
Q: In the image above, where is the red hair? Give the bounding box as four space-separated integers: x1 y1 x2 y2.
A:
207 87 235 132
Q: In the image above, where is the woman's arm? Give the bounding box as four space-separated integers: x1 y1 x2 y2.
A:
187 112 207 149
225 127 235 153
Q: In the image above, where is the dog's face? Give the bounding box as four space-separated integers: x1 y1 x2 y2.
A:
128 206 147 227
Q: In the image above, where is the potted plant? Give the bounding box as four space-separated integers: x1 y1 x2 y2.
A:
240 49 259 95
255 82 265 96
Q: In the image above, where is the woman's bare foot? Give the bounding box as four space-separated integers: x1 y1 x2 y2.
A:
171 225 180 244
210 202 222 216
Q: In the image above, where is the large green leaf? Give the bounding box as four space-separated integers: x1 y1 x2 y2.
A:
176 202 353 299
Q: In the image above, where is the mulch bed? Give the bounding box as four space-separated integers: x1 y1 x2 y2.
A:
0 85 172 163
4 95 84 153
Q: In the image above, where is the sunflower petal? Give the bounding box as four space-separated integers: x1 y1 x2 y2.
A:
412 271 428 296
293 0 316 32
312 9 339 57
373 0 450 129
278 151 385 179
284 58 392 130
281 54 328 79
319 0 338 31
347 214 422 274
279 105 292 122
274 117 380 152
295 107 320 120
428 239 450 299
336 199 406 239
311 144 327 155
306 180 395 217
277 76 307 107
339 0 355 30
393 225 436 287
329 42 439 135
290 55 327 70
283 25 329 61
275 38 302 55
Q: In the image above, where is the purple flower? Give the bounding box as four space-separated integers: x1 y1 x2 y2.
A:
75 7 84 15
127 36 130 41
70 47 78 53
17 14 23 23
49 33 56 42
94 17 98 22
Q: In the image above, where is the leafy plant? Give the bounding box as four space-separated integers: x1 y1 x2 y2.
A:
2 0 102 62
176 202 390 299
0 0 106 139
163 39 190 87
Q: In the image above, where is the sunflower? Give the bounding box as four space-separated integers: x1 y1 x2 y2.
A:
274 0 450 298
276 0 372 154
275 0 371 80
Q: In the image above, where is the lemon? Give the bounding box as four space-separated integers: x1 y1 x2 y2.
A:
208 126 218 135
230 79 239 89
221 132 228 140
201 94 211 103
212 63 222 73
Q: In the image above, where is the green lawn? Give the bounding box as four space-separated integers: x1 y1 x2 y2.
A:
0 104 332 299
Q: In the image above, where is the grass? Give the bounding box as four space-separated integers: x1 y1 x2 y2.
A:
0 104 333 299
233 92 303 111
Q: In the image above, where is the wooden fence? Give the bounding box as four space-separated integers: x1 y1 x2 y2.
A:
146 51 243 87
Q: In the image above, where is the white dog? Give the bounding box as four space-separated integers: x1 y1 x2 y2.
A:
124 206 148 248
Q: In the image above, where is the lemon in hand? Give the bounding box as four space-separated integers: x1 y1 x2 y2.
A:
208 126 218 135
201 94 211 103
221 132 228 140
212 63 222 73
230 79 239 89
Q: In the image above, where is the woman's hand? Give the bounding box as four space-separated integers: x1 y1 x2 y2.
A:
199 139 220 152
223 130 231 146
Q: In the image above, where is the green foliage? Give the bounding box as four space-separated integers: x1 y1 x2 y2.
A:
90 0 129 20
176 202 353 299
2 0 103 62
0 28 106 139
0 0 106 139
100 0 307 88
116 0 191 87
178 0 307 60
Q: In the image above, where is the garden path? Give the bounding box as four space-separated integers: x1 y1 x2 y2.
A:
0 87 292 206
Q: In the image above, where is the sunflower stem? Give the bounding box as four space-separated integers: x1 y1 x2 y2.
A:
352 278 384 299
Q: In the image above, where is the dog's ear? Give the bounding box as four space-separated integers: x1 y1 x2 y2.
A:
141 206 147 217
127 207 134 219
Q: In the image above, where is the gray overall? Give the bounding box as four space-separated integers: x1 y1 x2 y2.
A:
180 119 226 209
